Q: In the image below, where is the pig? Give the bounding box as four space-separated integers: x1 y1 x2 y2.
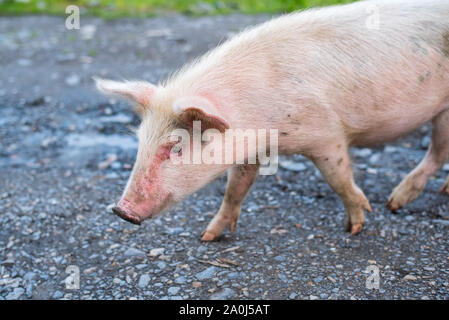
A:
95 0 449 241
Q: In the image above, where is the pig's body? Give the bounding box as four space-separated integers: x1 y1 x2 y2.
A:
97 0 449 241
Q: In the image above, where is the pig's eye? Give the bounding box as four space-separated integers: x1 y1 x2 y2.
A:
170 144 182 156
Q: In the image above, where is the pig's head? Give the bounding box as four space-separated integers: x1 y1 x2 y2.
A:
95 78 232 225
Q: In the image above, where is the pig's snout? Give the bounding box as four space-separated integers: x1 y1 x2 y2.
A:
112 206 142 225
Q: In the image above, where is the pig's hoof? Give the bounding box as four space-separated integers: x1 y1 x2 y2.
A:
386 198 401 212
345 221 364 235
440 182 449 195
386 191 406 211
201 230 219 242
350 223 364 235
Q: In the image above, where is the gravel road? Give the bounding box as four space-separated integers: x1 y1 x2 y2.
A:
0 15 448 300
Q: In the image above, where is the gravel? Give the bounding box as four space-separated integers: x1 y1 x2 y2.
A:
196 267 219 281
0 14 448 300
138 275 151 289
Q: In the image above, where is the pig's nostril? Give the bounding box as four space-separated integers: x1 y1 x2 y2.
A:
112 206 141 225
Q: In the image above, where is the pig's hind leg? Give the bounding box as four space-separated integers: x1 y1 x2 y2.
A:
387 109 449 210
311 142 372 235
201 164 259 241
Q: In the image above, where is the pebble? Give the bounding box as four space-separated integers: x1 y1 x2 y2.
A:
403 275 418 281
280 160 307 172
6 287 25 300
138 274 151 289
149 248 165 257
53 291 63 299
210 288 236 300
156 261 167 270
354 148 372 157
17 59 32 67
196 267 218 280
168 286 180 295
174 276 187 284
421 136 431 149
65 74 80 86
124 248 146 258
23 272 37 281
81 25 97 40
432 219 449 226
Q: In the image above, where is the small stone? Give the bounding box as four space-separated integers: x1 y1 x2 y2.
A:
156 261 167 270
6 287 25 300
278 274 288 283
309 295 319 300
192 282 202 288
369 153 381 165
168 286 180 295
403 274 418 281
421 136 431 149
432 219 449 226
354 148 372 157
53 291 64 299
210 288 236 300
65 74 80 86
384 146 397 153
138 274 151 289
83 267 97 274
81 24 97 40
17 59 32 67
149 248 165 257
1 259 14 267
174 276 187 284
280 160 307 172
23 272 37 281
196 267 218 280
124 248 146 258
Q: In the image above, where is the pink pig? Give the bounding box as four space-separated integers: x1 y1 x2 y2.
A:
96 0 449 241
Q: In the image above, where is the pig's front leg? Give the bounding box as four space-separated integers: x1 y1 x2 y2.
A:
311 143 372 235
201 164 259 241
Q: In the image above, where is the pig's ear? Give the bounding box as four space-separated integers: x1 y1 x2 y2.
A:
173 96 230 132
94 77 155 110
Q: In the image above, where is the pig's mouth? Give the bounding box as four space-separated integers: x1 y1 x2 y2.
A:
112 206 142 225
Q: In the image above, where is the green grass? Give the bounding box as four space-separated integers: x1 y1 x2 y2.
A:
0 0 357 18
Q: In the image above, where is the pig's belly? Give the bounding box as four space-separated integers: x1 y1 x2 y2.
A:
349 104 448 147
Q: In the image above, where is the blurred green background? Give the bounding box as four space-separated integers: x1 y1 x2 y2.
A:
0 0 357 18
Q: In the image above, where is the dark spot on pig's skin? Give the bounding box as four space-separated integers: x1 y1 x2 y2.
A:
337 158 343 166
337 144 342 149
443 32 449 58
419 71 432 84
287 114 291 118
280 132 288 136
